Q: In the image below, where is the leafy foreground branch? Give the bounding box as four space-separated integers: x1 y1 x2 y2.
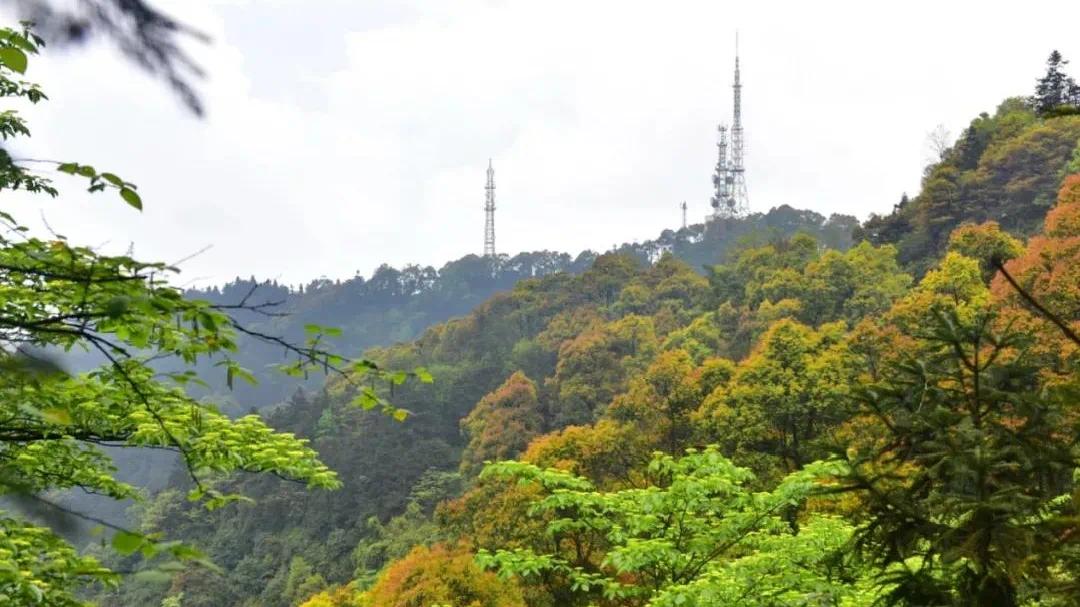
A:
0 23 426 605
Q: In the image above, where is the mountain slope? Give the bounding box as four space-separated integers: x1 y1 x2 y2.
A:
103 91 1080 606
95 208 857 606
857 98 1080 273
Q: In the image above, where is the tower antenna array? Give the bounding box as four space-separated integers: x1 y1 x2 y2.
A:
711 125 732 214
681 201 688 229
710 33 750 219
484 159 496 257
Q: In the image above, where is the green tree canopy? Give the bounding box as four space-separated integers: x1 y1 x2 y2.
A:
477 448 875 607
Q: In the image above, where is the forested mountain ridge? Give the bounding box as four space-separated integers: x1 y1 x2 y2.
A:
174 207 857 414
299 156 1080 605
58 206 858 548
101 208 860 606
91 54 1080 607
5 12 1080 607
121 242 898 605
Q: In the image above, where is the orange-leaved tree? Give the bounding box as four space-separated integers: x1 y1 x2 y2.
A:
358 544 526 607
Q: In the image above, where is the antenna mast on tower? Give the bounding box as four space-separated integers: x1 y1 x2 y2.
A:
711 33 750 219
729 32 749 213
484 159 496 257
681 201 688 229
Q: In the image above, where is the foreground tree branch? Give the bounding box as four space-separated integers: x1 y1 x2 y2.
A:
0 24 427 604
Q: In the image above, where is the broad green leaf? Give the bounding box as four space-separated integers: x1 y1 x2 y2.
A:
0 47 27 73
111 531 143 555
120 187 142 210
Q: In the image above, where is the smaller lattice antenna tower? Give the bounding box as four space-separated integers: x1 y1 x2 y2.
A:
680 201 688 229
711 124 732 217
483 159 496 257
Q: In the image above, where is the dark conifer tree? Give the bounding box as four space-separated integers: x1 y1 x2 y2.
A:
840 311 1080 606
1032 50 1080 115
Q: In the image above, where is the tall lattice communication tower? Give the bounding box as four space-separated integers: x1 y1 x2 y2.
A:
484 159 496 257
710 36 750 219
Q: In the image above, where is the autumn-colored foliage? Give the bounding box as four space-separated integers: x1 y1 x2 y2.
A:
839 294 1080 605
1047 173 1080 228
436 477 548 552
546 315 658 426
359 544 526 607
295 96 1080 607
29 23 1080 605
608 348 710 454
460 371 544 475
521 419 652 488
991 172 1080 368
859 100 1080 272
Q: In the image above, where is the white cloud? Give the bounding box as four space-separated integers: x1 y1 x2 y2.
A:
6 0 1080 284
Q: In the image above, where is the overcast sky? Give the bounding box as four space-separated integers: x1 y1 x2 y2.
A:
8 0 1080 286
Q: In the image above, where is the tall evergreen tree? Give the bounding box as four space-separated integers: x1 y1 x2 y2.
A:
1032 50 1080 115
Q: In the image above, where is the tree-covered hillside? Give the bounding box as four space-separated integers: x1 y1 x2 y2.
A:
60 206 859 544
857 53 1080 274
293 168 1080 607
100 208 860 606
7 14 1080 607
93 52 1080 607
119 235 906 605
176 206 857 415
